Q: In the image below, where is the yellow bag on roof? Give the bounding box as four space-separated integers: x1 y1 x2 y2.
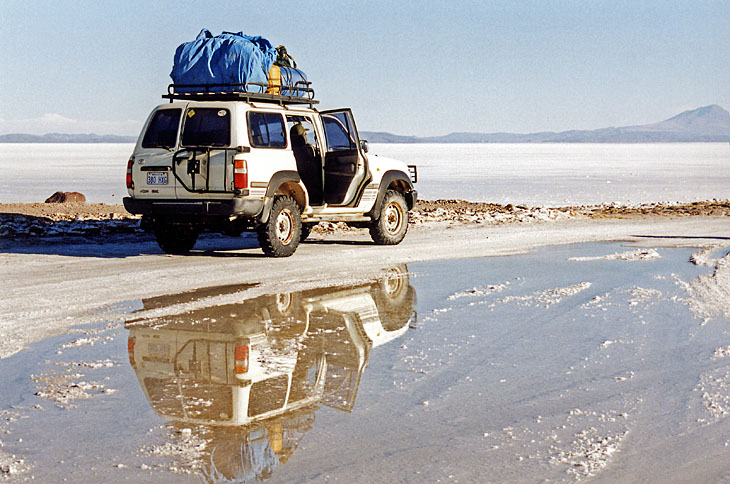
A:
267 65 281 95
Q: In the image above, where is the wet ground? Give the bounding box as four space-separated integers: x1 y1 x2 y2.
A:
2 242 730 483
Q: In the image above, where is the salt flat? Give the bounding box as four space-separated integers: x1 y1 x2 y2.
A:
2 142 730 481
368 142 730 205
2 143 729 205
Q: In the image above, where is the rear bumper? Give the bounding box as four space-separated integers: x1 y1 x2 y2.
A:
123 197 264 218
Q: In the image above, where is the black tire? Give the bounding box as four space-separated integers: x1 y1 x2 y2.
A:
300 223 315 242
257 196 302 257
154 223 198 254
369 190 409 245
140 214 155 233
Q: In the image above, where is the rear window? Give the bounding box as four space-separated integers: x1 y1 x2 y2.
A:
142 109 181 149
248 112 287 148
181 108 231 147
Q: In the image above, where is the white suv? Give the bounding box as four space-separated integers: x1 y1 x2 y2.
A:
123 88 417 256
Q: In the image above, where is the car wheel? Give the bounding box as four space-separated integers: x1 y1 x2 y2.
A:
257 195 302 257
154 223 198 254
369 190 409 245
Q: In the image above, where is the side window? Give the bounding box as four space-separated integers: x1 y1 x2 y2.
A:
142 109 181 149
247 112 287 148
285 115 317 147
181 108 231 147
322 111 357 152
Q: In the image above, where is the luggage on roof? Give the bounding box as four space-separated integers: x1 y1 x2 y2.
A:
170 29 310 98
266 65 309 97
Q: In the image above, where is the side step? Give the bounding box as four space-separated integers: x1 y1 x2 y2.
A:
302 214 371 223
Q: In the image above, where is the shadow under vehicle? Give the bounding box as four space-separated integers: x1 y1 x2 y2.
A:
125 266 416 481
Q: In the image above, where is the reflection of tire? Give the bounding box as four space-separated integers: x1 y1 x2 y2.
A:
272 292 304 319
269 292 307 338
257 196 302 257
154 223 198 254
373 266 414 332
380 266 408 299
276 293 294 315
369 190 409 245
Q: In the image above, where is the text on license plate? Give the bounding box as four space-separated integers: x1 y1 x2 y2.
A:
147 172 168 185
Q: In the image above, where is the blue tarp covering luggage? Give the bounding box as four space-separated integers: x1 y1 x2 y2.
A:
170 29 308 96
171 29 275 93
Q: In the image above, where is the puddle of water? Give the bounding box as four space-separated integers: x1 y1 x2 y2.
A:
0 319 158 482
2 243 730 483
0 266 415 482
130 282 260 313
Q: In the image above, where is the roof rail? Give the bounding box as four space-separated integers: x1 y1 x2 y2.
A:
162 82 319 105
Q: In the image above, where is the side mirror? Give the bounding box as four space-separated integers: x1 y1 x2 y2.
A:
360 139 369 153
173 149 192 164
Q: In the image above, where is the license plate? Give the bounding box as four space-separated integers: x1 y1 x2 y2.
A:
147 172 168 185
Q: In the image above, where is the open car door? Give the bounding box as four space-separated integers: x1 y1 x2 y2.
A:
320 109 369 206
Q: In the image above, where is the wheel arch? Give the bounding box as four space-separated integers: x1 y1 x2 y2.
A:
259 171 306 224
367 170 416 219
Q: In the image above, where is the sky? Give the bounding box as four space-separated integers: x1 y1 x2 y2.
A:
0 0 728 137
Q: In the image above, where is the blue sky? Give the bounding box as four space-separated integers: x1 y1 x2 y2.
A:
1 0 728 136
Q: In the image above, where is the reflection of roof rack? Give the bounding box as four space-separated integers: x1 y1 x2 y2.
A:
163 82 319 105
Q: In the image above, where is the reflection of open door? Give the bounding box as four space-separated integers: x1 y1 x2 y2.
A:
307 310 369 411
321 109 368 206
322 364 363 412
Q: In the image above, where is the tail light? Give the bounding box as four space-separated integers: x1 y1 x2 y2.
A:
234 344 249 374
127 336 136 368
126 156 135 189
234 158 248 190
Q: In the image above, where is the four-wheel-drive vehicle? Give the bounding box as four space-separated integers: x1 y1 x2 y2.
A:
123 87 417 256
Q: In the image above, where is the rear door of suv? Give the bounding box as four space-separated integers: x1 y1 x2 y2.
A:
174 105 236 199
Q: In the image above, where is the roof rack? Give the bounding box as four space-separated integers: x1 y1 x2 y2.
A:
163 82 319 105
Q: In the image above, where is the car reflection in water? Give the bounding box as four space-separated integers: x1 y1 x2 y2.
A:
125 266 416 482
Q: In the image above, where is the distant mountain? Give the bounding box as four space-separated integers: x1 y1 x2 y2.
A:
361 105 730 143
3 105 728 144
0 133 136 143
